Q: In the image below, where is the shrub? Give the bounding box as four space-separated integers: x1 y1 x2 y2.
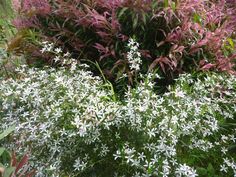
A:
0 126 35 177
10 0 236 81
0 57 236 176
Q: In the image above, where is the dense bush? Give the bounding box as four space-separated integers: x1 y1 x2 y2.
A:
0 1 235 177
10 0 236 81
0 60 236 176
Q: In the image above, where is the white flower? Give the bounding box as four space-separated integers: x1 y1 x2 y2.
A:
55 47 62 54
63 52 70 57
221 147 228 154
138 152 146 161
113 150 121 160
127 38 142 71
150 154 159 165
73 157 87 171
175 164 198 177
220 164 228 172
147 128 157 138
53 56 60 62
1 57 236 177
40 47 47 53
99 144 109 157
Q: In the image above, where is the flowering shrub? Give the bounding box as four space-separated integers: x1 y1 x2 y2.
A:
0 59 236 176
10 0 236 81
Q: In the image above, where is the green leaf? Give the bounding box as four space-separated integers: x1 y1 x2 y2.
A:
147 166 153 174
228 144 236 151
142 13 146 25
220 122 236 127
132 14 139 29
197 167 208 175
118 7 128 19
207 163 215 176
152 1 158 9
227 38 234 48
0 147 6 156
193 13 202 24
171 2 176 10
164 0 169 7
0 125 15 140
3 167 15 177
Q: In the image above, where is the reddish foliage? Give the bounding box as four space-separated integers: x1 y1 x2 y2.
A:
12 0 51 15
11 0 236 78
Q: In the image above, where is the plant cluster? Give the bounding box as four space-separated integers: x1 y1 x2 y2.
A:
0 126 35 177
0 1 236 177
0 58 236 176
10 0 236 81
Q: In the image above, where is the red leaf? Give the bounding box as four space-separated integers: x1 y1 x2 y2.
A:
23 169 36 177
149 56 172 73
15 154 29 173
149 58 159 72
140 50 152 58
201 63 215 70
11 151 17 167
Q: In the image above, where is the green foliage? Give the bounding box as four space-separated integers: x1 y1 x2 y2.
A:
0 48 26 78
0 126 15 140
0 0 15 46
0 0 25 79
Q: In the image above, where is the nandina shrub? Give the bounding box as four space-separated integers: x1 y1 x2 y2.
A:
11 0 236 80
0 61 236 176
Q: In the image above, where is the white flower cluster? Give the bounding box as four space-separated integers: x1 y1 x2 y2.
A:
0 61 236 176
175 164 198 177
40 41 77 70
0 64 118 176
127 38 142 72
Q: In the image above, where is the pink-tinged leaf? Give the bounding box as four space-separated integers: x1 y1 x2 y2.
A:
149 58 160 72
88 9 110 30
181 18 191 31
94 43 113 60
15 154 29 173
111 59 126 72
216 55 235 72
117 34 129 41
156 40 165 48
190 32 212 54
171 45 185 55
18 165 30 177
199 59 206 66
140 50 152 58
165 27 182 43
94 43 107 53
228 53 236 60
111 9 121 31
111 49 116 57
170 57 178 68
96 31 111 38
11 151 17 167
12 0 51 15
25 170 36 177
159 62 166 73
149 56 172 73
201 63 215 70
